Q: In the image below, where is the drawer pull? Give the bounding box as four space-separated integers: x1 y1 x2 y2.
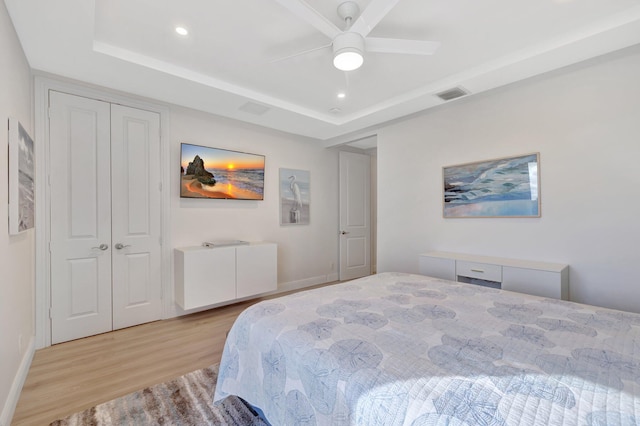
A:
471 269 484 273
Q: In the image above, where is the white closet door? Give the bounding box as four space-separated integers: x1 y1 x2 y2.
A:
49 91 113 344
110 104 162 329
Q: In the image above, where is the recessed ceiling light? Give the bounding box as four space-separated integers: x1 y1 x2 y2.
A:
337 92 346 99
175 27 188 36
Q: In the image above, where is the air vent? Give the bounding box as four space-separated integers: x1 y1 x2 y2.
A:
239 102 270 116
436 87 469 101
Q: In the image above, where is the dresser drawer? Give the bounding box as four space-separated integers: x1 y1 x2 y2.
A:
456 261 502 283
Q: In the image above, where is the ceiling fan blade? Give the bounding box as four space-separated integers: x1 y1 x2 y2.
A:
272 0 342 40
365 37 440 55
269 43 332 63
350 0 401 37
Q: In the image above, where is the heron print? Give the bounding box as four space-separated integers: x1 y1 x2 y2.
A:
280 168 310 225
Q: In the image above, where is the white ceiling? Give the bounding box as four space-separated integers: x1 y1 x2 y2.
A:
5 0 640 145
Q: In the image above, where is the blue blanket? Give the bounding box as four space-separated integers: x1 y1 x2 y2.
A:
215 272 640 425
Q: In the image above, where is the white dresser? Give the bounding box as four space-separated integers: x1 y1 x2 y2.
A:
175 242 277 310
419 251 569 300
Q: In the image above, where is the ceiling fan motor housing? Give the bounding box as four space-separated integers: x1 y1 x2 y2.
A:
333 32 365 56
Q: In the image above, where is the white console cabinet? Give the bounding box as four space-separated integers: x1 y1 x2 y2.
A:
419 251 569 300
175 242 277 310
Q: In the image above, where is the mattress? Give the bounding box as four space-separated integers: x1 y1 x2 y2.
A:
214 272 640 425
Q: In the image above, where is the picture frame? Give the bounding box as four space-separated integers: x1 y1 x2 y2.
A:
8 117 35 234
180 143 265 200
443 152 540 218
280 168 310 225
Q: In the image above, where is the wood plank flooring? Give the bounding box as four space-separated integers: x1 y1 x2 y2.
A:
12 283 335 425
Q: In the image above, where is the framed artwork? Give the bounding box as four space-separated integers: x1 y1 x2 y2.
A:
8 117 35 234
443 152 540 218
280 168 310 225
180 143 265 200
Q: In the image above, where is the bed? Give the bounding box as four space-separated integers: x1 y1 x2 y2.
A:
214 272 640 425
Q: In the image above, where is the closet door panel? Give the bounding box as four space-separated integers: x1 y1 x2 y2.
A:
49 91 113 344
111 104 162 330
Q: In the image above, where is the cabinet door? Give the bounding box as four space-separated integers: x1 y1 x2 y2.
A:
181 247 236 309
418 256 455 280
236 244 277 298
502 267 563 299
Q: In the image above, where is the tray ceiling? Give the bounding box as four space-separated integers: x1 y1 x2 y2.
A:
5 0 640 142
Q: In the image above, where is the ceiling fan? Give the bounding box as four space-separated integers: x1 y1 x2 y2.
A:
273 0 440 71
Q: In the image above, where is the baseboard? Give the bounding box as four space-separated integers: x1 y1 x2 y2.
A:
0 336 35 426
277 274 338 292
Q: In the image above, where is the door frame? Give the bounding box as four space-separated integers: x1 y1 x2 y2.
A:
34 76 172 348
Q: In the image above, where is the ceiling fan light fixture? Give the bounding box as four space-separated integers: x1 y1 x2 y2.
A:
333 32 365 71
334 49 363 71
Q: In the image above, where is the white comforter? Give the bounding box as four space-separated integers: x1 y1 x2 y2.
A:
214 272 640 425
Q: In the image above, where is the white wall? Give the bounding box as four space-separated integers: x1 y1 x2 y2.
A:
170 106 339 306
377 45 640 314
0 1 35 423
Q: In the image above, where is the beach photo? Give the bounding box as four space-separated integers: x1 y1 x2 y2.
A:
9 118 35 234
280 168 310 225
180 143 265 200
443 153 540 218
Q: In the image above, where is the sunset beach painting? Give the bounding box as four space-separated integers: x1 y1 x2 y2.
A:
180 143 265 200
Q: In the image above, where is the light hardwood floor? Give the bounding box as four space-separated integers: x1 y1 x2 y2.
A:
12 284 334 425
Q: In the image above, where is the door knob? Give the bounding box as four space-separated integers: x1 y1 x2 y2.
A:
92 243 109 251
341 231 349 235
115 243 131 250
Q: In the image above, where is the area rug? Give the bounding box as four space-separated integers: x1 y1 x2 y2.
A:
50 364 268 425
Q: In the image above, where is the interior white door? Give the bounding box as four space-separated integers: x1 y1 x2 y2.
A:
339 151 371 281
110 104 162 329
49 91 113 344
49 92 163 344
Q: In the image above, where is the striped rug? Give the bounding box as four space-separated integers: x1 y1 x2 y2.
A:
50 364 268 425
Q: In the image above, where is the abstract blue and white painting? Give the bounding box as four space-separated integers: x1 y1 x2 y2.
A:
443 153 540 218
